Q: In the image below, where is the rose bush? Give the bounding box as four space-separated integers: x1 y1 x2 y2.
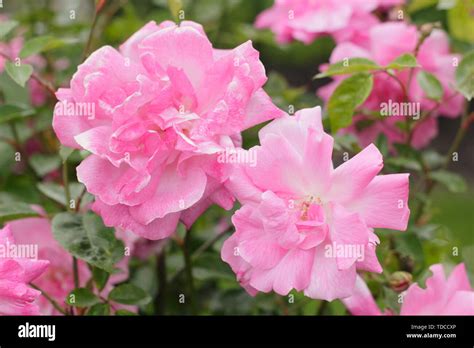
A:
0 0 472 317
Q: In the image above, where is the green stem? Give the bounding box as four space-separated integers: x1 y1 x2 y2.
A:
154 249 167 315
414 111 471 224
317 300 328 315
169 225 232 283
30 283 68 315
81 7 101 60
73 257 79 289
62 162 72 210
183 227 196 314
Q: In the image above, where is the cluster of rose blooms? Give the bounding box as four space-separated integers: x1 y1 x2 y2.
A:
0 0 472 315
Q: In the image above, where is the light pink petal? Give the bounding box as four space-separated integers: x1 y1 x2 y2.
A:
140 24 213 89
347 174 410 230
243 89 285 130
329 203 370 270
129 165 207 224
93 199 180 240
249 249 314 295
304 243 357 301
342 275 382 315
328 144 383 204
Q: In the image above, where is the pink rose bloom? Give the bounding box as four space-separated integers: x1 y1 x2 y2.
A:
255 0 403 46
221 106 410 301
318 22 465 149
53 20 283 240
343 263 474 315
9 217 90 315
9 216 135 315
0 224 49 315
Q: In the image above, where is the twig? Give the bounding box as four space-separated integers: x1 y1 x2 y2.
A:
30 283 68 315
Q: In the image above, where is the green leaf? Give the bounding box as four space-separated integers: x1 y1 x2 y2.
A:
315 58 380 78
375 134 389 157
66 288 100 307
0 20 18 39
52 212 125 272
417 71 443 100
5 61 34 88
115 309 137 316
19 36 76 59
59 145 75 163
430 170 467 193
0 105 35 124
447 0 474 43
0 202 39 223
37 182 85 207
87 303 110 316
395 232 425 273
92 267 110 291
385 54 419 70
29 154 61 177
328 73 373 133
108 283 151 306
408 0 437 13
386 157 422 171
455 50 474 101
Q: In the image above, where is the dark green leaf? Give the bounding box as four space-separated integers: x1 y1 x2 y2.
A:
0 105 35 124
52 212 125 272
328 73 373 133
66 288 100 307
375 134 389 157
5 61 33 88
87 303 110 316
115 309 137 316
92 267 110 291
108 283 151 306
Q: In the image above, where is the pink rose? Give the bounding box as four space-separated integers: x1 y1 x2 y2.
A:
221 106 410 301
255 0 403 46
343 263 474 315
0 224 49 315
52 20 283 240
318 22 465 149
9 216 136 315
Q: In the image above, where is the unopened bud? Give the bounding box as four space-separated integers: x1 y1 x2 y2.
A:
389 271 412 292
